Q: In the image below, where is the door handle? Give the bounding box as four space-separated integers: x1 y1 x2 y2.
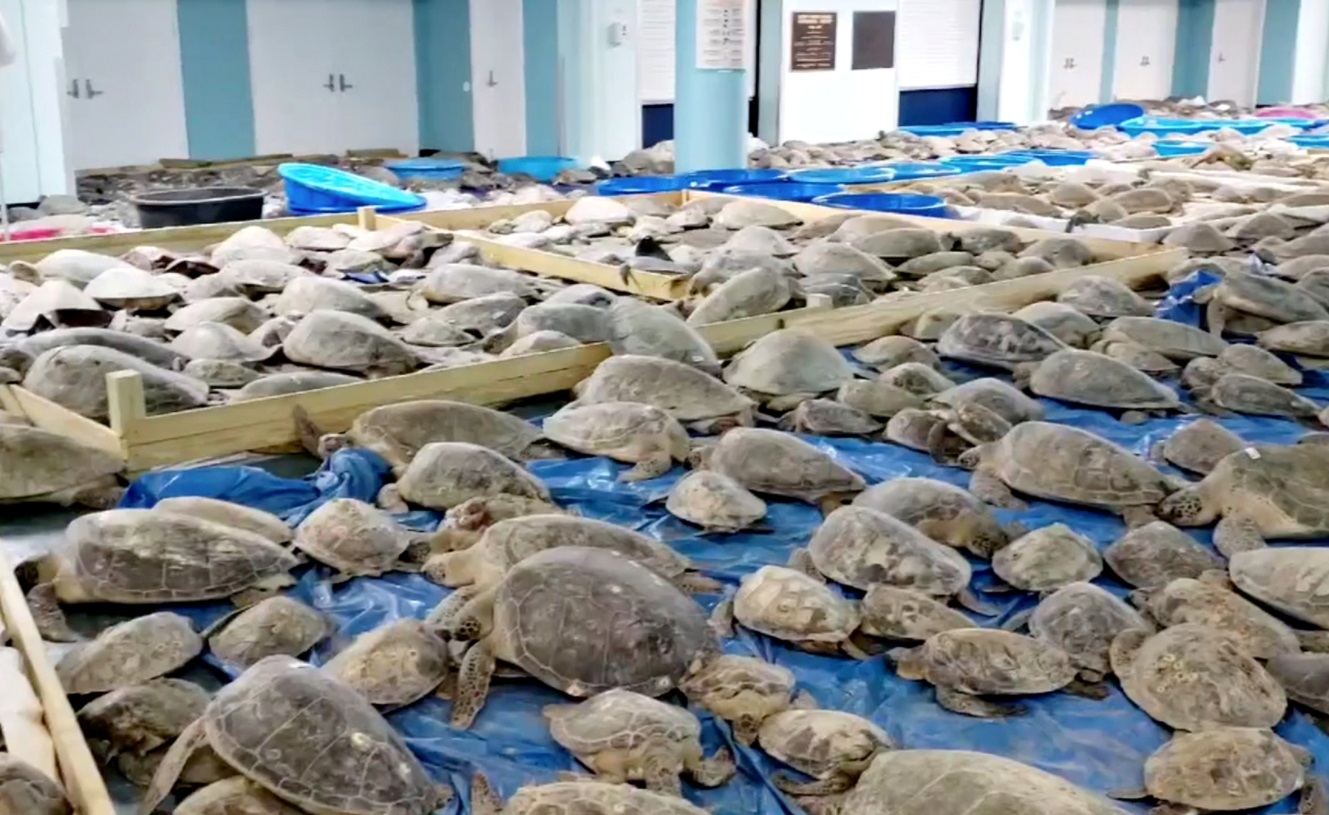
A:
1062 57 1077 69
487 70 497 87
1140 55 1151 66
338 73 353 91
324 73 336 91
67 79 79 98
84 79 104 98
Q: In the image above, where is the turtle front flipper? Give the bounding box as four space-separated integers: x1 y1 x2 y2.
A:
25 583 80 643
1214 513 1266 557
292 406 327 459
425 585 483 632
688 744 737 788
968 471 1025 511
709 598 736 638
1064 678 1110 700
934 686 1026 718
672 572 725 595
1299 775 1329 815
956 587 1000 617
773 770 855 796
450 639 496 729
470 772 503 815
137 718 208 815
621 454 674 483
642 754 684 796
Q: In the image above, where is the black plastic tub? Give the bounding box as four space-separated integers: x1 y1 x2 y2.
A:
130 186 266 229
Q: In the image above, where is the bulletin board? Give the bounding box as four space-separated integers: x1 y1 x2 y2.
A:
637 0 758 104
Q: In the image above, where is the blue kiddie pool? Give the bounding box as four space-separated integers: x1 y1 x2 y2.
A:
1291 134 1329 149
812 192 954 218
1151 141 1210 157
722 182 843 202
878 162 963 181
384 158 465 183
681 168 786 190
786 166 899 185
941 155 1032 172
898 125 968 137
278 163 427 213
497 156 579 182
1001 149 1096 166
1069 103 1146 130
1117 116 1210 137
952 120 1018 131
596 176 688 195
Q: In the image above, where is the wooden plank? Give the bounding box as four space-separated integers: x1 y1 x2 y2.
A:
0 386 124 458
390 192 686 232
0 546 117 815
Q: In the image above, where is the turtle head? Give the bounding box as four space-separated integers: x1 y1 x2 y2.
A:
317 433 350 459
955 445 985 471
886 645 927 681
0 345 34 376
1156 484 1215 527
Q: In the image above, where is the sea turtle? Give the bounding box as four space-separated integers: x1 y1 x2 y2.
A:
424 514 718 593
757 709 893 795
778 399 882 436
281 310 417 376
991 524 1103 592
604 298 719 374
0 424 123 509
1132 574 1301 659
293 498 420 580
0 754 70 815
931 377 1046 424
694 428 865 513
152 497 291 546
883 409 955 454
936 313 1067 370
173 777 303 815
321 620 452 708
1090 339 1180 375
169 322 276 364
686 267 799 326
11 249 134 288
851 336 940 371
1218 343 1303 386
2 280 109 332
439 546 718 728
137 656 450 815
1228 546 1329 629
856 585 973 642
544 689 735 795
394 442 551 511
23 510 298 643
0 327 188 373
1148 419 1244 475
234 371 359 402
573 355 756 434
958 422 1178 523
427 494 569 551
77 678 210 758
23 345 209 422
1259 320 1329 362
1012 301 1101 347
1110 623 1286 730
876 363 954 397
679 654 798 745
417 263 542 304
273 277 387 322
1056 276 1153 319
851 477 1016 558
723 329 857 409
1158 444 1329 554
1019 349 1183 422
889 628 1078 717
1103 521 1226 589
1267 652 1329 715
801 505 991 614
664 471 767 533
836 380 925 419
468 774 708 815
543 401 690 481
204 596 330 669
1199 373 1322 421
56 612 203 694
1204 272 1329 337
83 265 179 310
711 565 869 658
825 749 1131 815
851 228 946 263
1011 582 1151 682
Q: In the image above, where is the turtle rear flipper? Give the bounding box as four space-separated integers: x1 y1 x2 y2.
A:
26 583 80 643
137 718 207 815
1300 775 1329 815
688 744 737 788
292 405 325 459
1214 513 1266 557
934 686 1025 718
470 772 503 815
450 639 496 729
773 770 855 796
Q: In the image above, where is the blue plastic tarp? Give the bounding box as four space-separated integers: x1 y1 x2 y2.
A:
112 285 1329 814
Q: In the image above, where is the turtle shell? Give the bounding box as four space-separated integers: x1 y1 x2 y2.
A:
543 402 690 466
1028 349 1180 411
1197 444 1329 539
76 678 210 756
152 497 292 545
1144 727 1305 811
281 310 416 376
169 322 275 363
56 612 202 694
545 688 700 755
345 400 545 473
0 425 122 503
1208 373 1319 418
0 754 70 815
1217 272 1329 323
203 656 444 815
1230 547 1329 628
915 629 1076 695
574 355 755 423
757 710 892 780
321 620 450 707
1103 521 1224 589
273 277 387 322
503 781 708 815
83 265 179 310
605 299 719 373
1140 577 1298 659
1055 276 1152 319
397 442 550 510
1027 582 1150 677
931 377 1045 424
493 546 716 696
734 565 860 643
936 314 1066 370
665 471 767 532
206 596 329 669
852 477 1010 558
1266 652 1329 715
992 524 1103 591
293 498 410 577
808 506 971 596
706 428 865 504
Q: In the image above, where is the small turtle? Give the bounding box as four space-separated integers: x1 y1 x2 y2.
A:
23 345 209 422
321 620 451 708
936 313 1067 371
574 355 756 434
836 379 925 418
664 471 766 534
0 754 71 815
77 678 211 758
890 628 1077 717
281 310 417 377
394 441 551 511
711 565 869 658
418 263 542 304
173 777 303 815
1148 418 1244 475
293 498 420 579
1205 272 1329 337
958 422 1178 524
802 505 990 614
424 514 718 593
0 424 123 509
1103 521 1225 589
1267 652 1329 715
1019 349 1183 422
1132 573 1300 659
778 399 882 436
992 524 1103 592
1056 276 1153 319
694 428 865 513
932 377 1046 424
439 546 718 728
851 477 1016 558
1259 320 1329 360
544 689 735 795
883 409 955 454
1110 623 1286 730
1013 301 1101 347
758 709 893 795
857 585 973 642
1199 372 1322 422
469 773 708 815
204 596 330 669
1012 582 1151 682
723 329 857 409
1090 339 1180 375
273 276 387 322
713 199 800 230
1218 343 1303 386
830 749 1131 815
22 509 298 642
686 266 799 326
169 322 275 363
543 401 690 481
153 497 292 546
83 265 179 310
852 336 941 371
56 612 203 694
1181 356 1227 392
680 654 798 745
1113 728 1318 813
1229 546 1329 629
1158 444 1329 554
877 363 954 397
137 656 450 815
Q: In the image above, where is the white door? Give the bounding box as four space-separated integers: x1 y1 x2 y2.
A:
1112 0 1179 100
247 0 341 154
63 0 189 169
332 0 419 154
1208 0 1264 105
1049 0 1108 109
469 0 527 159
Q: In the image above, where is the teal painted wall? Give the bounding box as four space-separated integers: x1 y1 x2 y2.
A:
1172 0 1215 96
1258 0 1300 104
414 0 474 151
177 0 255 160
1100 0 1119 102
523 0 560 154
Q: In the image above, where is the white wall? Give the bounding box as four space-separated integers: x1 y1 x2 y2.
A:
559 0 640 162
977 0 1052 125
0 0 72 202
1292 0 1329 104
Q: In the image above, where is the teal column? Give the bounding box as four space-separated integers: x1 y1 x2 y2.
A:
674 0 748 173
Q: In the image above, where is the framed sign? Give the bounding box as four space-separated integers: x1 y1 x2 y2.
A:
790 11 837 72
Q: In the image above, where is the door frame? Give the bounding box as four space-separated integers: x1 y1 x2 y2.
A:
469 0 527 159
